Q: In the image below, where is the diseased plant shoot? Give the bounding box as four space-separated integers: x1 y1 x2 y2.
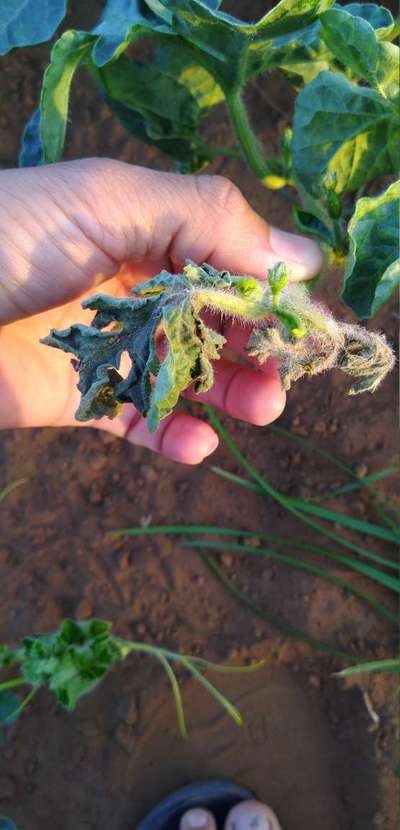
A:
42 262 394 431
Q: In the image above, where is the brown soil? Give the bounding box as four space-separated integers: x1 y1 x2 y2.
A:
0 2 398 829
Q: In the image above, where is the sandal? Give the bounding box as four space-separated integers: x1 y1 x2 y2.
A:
137 779 253 829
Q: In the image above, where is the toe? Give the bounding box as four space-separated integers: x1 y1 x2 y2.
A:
180 807 217 830
224 799 282 830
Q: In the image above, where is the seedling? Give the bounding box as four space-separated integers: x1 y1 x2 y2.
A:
0 482 263 738
42 262 394 431
0 619 264 739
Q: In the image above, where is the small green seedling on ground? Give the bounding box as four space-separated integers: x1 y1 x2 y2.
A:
42 262 394 431
0 619 264 740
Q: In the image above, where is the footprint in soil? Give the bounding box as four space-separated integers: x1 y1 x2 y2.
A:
114 664 377 830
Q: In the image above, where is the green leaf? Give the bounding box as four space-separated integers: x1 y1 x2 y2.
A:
292 71 394 197
376 18 400 42
155 43 224 109
162 0 334 90
375 41 400 98
0 0 66 55
40 31 94 163
293 207 335 246
260 3 396 86
106 97 209 171
149 299 225 430
18 619 125 710
19 109 44 168
340 3 394 32
320 9 400 96
320 8 380 80
91 0 171 67
250 0 334 37
340 4 399 41
257 20 334 86
97 54 199 141
94 52 212 170
342 180 400 318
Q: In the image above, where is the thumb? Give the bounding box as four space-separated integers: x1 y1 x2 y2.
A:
90 161 323 282
169 173 323 281
0 160 322 325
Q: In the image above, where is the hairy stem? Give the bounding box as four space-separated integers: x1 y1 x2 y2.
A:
195 284 268 320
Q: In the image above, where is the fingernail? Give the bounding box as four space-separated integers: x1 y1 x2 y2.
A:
269 225 323 280
184 808 210 828
230 815 271 830
226 801 277 830
202 433 219 458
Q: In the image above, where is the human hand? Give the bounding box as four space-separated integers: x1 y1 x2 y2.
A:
0 159 322 463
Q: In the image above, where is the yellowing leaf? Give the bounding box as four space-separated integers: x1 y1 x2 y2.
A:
40 30 93 163
342 180 400 318
292 70 395 197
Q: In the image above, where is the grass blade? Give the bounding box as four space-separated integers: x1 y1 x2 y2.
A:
313 467 399 502
0 479 27 505
183 656 266 673
156 654 187 739
185 539 399 621
113 524 400 589
212 465 400 543
3 688 37 724
201 552 357 662
180 656 243 726
336 659 400 677
210 466 261 494
113 639 260 732
0 678 26 692
285 498 399 544
269 424 400 525
205 407 399 570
